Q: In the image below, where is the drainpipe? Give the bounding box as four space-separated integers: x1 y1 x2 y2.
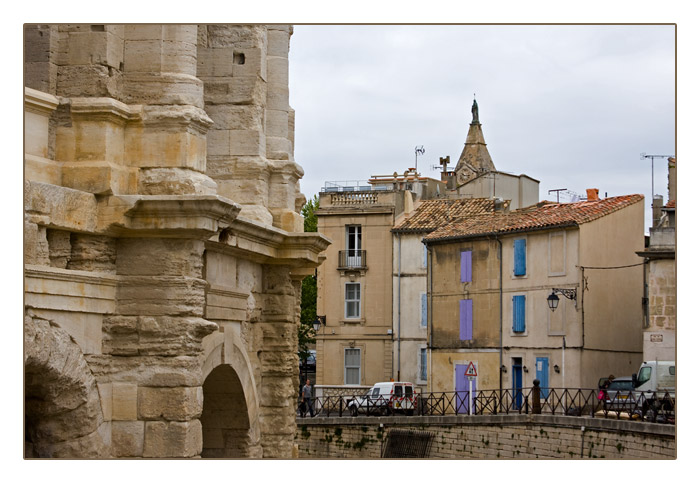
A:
496 237 503 393
427 242 433 393
397 233 402 381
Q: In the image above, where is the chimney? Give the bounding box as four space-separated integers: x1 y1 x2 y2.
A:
586 188 599 201
652 195 663 228
668 157 676 203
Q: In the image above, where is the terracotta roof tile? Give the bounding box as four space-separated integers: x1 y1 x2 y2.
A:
665 199 676 209
393 198 508 233
424 194 643 242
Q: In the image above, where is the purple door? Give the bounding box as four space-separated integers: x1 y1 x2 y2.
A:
455 364 477 414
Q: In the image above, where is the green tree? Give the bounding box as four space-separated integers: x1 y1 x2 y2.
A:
301 194 319 233
299 195 319 366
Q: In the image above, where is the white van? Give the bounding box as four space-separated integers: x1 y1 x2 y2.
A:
634 361 675 395
633 361 675 414
346 381 416 417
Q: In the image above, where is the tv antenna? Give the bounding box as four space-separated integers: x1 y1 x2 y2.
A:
415 145 425 171
640 153 675 200
548 188 567 203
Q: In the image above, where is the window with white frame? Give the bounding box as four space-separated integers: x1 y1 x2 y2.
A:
345 282 361 319
344 348 361 385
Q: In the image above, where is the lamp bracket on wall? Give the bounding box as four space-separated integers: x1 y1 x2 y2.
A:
547 288 577 312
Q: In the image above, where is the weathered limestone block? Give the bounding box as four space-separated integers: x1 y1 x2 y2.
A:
203 24 268 50
46 229 72 268
259 375 297 405
266 25 292 47
57 64 123 99
143 420 202 458
111 420 145 457
102 315 218 356
257 410 297 435
266 83 289 112
65 30 123 69
24 181 98 233
86 354 204 388
116 276 207 316
126 105 211 172
258 352 299 376
205 104 264 131
112 382 138 420
25 87 59 162
138 167 218 195
24 221 50 266
67 234 116 273
260 434 295 459
33 421 111 458
138 386 203 421
24 25 59 94
202 76 266 105
123 25 202 107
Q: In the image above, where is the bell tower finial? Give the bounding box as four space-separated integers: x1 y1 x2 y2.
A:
471 97 479 125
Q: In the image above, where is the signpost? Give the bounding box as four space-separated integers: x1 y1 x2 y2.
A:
464 362 477 415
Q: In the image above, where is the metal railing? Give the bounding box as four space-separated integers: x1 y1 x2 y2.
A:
300 387 675 424
338 250 367 269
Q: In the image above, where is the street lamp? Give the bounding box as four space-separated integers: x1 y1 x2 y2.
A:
546 288 577 311
313 315 326 333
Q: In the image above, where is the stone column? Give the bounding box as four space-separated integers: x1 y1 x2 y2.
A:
101 237 217 458
198 25 274 225
265 25 305 232
122 25 217 196
256 265 300 458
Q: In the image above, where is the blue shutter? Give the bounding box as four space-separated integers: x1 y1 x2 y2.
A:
512 295 526 333
514 239 526 276
460 250 472 283
460 299 473 341
420 293 427 327
536 357 549 398
422 244 427 268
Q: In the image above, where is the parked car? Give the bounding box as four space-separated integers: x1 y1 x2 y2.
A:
299 350 316 371
602 377 636 411
346 382 416 417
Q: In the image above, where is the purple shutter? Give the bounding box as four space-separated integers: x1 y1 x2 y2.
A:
460 250 472 283
459 299 473 341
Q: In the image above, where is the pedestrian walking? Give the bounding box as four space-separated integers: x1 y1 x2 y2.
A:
302 379 314 417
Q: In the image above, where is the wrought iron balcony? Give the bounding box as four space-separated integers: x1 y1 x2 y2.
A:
338 250 367 270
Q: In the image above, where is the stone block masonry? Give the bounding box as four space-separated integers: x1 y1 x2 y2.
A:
295 415 675 459
24 24 331 458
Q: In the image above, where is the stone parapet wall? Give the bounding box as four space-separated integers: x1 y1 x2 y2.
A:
295 415 676 459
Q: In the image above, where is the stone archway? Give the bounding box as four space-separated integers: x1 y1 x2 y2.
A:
200 330 262 458
24 314 108 458
201 364 253 458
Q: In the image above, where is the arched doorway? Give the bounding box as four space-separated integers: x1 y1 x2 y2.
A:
201 364 253 458
24 316 107 458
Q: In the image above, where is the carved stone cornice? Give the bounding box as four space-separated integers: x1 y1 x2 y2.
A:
205 216 331 268
68 97 143 124
24 87 60 115
102 194 241 239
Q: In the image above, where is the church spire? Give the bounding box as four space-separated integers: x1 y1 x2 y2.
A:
453 97 496 185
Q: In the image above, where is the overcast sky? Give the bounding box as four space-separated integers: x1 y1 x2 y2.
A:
288 25 675 231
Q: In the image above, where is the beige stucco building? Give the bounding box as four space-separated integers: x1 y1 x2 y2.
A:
424 193 646 400
314 172 443 387
24 24 329 458
391 198 510 393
